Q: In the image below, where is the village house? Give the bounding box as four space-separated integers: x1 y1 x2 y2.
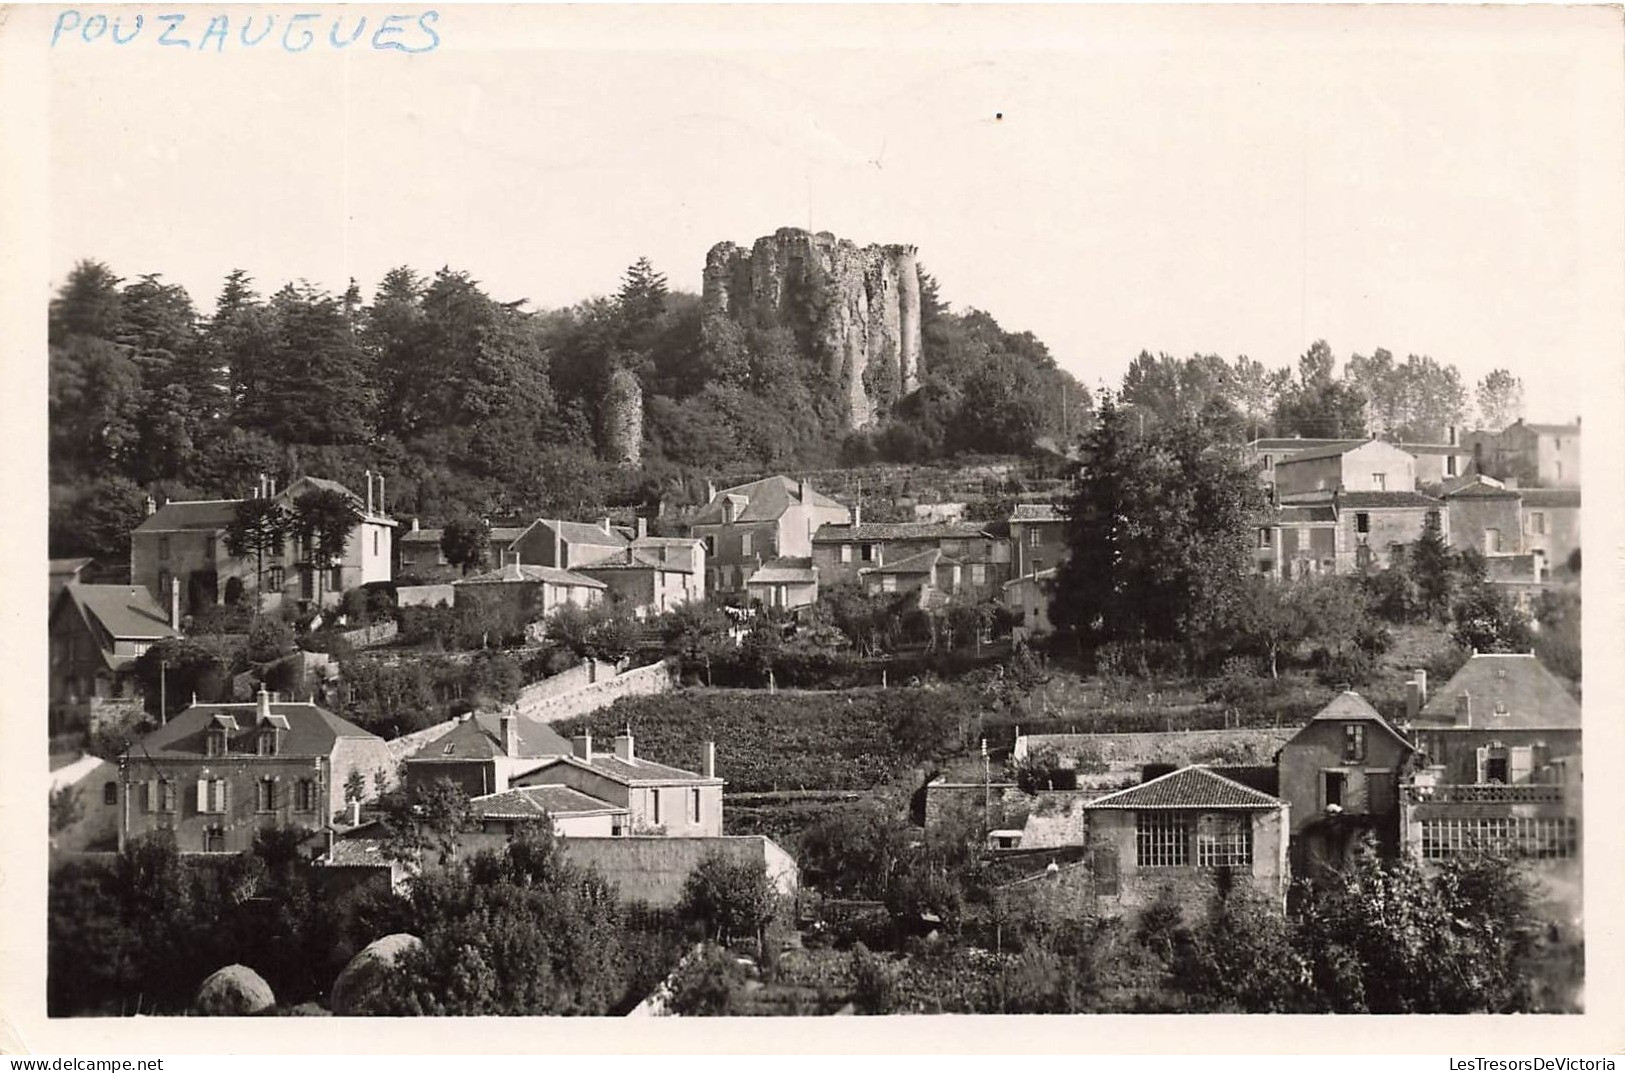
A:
1273 439 1419 499
811 518 1010 596
1081 765 1291 912
1009 502 1067 580
395 520 530 580
1401 653 1582 923
119 687 393 853
467 785 631 838
744 558 821 611
1276 691 1416 881
130 474 394 614
450 562 606 623
1257 491 1445 577
1467 419 1581 488
1395 432 1472 489
48 583 181 734
689 475 850 596
403 710 574 798
857 547 964 609
48 557 94 602
1243 437 1365 491
1254 502 1337 579
508 732 724 837
509 517 631 571
1002 567 1056 641
576 530 707 617
1518 487 1581 576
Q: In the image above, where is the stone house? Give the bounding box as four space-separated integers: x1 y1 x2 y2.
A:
48 583 181 734
1443 475 1525 557
467 784 631 838
1469 419 1581 488
450 562 606 624
811 519 1010 596
1255 502 1338 579
395 521 529 580
1402 654 1582 924
509 517 631 572
49 557 93 602
1276 691 1415 881
1518 487 1580 577
1243 437 1365 491
130 474 394 614
690 475 850 596
403 710 574 798
119 688 393 853
743 557 820 611
1081 765 1291 912
1009 503 1067 580
1273 439 1419 498
1396 435 1472 489
578 541 705 617
1259 491 1445 577
1002 567 1056 641
858 547 963 608
509 732 724 837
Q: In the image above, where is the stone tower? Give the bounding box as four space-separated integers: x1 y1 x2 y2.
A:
602 365 644 468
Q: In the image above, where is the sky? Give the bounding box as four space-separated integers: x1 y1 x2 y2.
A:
42 4 1623 422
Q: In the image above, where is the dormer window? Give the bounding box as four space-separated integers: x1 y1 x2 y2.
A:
206 728 228 757
258 729 279 756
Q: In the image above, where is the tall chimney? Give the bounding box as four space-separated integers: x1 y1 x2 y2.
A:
853 501 861 528
501 713 519 757
572 731 593 762
145 494 157 517
800 478 813 505
601 516 612 535
377 474 385 514
257 683 272 722
1406 680 1421 725
1414 669 1427 707
348 799 361 825
365 470 374 514
705 479 716 502
169 576 181 630
553 523 564 569
702 741 716 779
636 516 648 540
613 732 635 763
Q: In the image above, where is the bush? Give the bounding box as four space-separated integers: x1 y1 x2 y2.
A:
665 944 745 1016
677 854 778 948
849 942 900 1014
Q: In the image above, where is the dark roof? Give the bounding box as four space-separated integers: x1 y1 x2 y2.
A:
1518 488 1580 508
61 583 178 640
1415 653 1581 731
411 712 573 761
1083 765 1283 810
691 476 846 526
134 499 242 533
49 557 93 575
1275 439 1382 464
1396 442 1470 456
515 752 719 787
1338 491 1442 509
1295 691 1414 752
1275 505 1337 524
471 785 627 820
530 518 630 548
1248 437 1362 452
454 563 607 588
812 521 993 543
399 528 444 545
131 700 378 760
1444 477 1520 500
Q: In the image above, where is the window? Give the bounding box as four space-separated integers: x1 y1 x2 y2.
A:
330 566 342 591
1485 529 1501 554
970 563 987 585
268 565 285 589
1555 461 1563 482
157 570 171 600
159 780 177 813
861 544 876 562
103 781 117 806
199 778 229 814
1446 455 1458 477
1028 528 1041 547
203 826 226 852
1257 528 1271 549
1343 724 1366 763
292 779 317 813
840 544 853 564
1136 813 1190 867
881 574 897 593
1371 473 1387 491
1196 814 1253 868
704 535 716 556
1530 512 1546 535
159 537 170 561
1352 512 1369 536
651 788 662 826
690 788 702 824
373 530 379 556
205 535 216 561
206 728 228 758
1324 771 1346 809
741 533 753 557
256 777 277 813
1355 545 1373 570
1420 817 1578 861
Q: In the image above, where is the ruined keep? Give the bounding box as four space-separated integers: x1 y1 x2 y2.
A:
702 228 922 429
602 364 644 468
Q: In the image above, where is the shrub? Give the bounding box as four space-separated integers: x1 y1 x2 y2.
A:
665 944 745 1016
849 942 900 1014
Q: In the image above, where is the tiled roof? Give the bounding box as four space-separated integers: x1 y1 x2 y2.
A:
131 700 378 760
1299 691 1414 751
537 519 631 548
49 557 93 575
864 547 945 575
577 548 689 573
134 499 243 533
1416 653 1581 731
1444 477 1519 500
454 563 607 588
1275 505 1337 523
812 521 993 543
1274 440 1386 464
1337 491 1442 509
412 712 573 761
1396 442 1470 456
1083 765 1283 810
1010 503 1063 523
514 752 719 787
1518 488 1580 508
1518 422 1580 436
691 476 847 526
1248 437 1362 452
398 528 444 545
323 839 395 869
746 557 817 585
61 583 178 640
471 785 627 820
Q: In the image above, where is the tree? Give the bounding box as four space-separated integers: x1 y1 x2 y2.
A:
439 514 491 576
224 498 291 610
1475 369 1525 431
1272 340 1367 439
291 488 361 607
665 944 744 1016
677 853 778 951
1409 513 1457 622
1452 583 1534 654
49 785 85 836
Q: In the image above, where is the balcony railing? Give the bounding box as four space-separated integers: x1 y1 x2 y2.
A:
1406 783 1566 804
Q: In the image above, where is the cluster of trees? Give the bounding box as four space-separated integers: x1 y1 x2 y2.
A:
48 256 1084 565
1117 340 1525 445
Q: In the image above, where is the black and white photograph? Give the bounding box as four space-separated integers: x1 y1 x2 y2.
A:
3 0 1623 1052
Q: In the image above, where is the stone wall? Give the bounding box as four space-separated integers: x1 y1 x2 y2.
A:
513 659 675 724
397 584 456 608
339 621 399 649
702 227 921 429
552 835 799 907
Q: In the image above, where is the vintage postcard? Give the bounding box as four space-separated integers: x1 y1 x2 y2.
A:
2 2 1622 1057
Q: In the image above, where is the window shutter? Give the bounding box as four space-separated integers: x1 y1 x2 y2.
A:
222 780 232 814
1475 746 1490 784
1510 746 1533 785
146 780 158 812
196 778 209 814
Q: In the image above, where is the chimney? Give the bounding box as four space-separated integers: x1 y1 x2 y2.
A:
501 713 519 757
365 470 374 514
800 478 813 505
702 741 716 779
257 683 272 722
572 731 593 762
613 732 635 763
258 473 267 498
705 479 716 502
144 494 157 517
1406 680 1422 724
553 523 564 569
636 516 648 539
853 501 862 528
411 517 420 533
347 799 361 826
169 576 181 630
1414 669 1427 707
376 474 385 514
